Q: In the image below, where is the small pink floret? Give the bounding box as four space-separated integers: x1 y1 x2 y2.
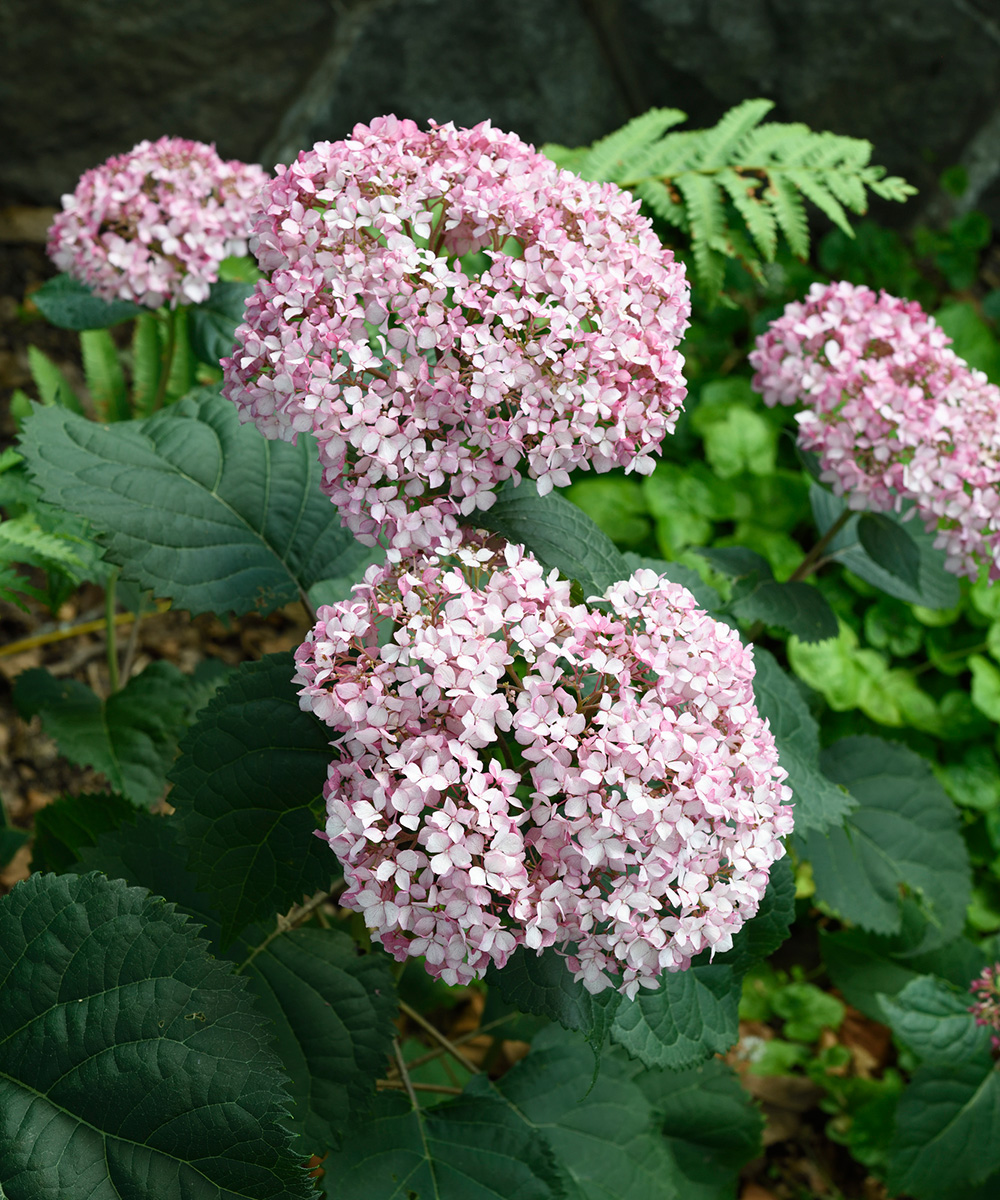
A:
295 541 792 996
48 136 269 309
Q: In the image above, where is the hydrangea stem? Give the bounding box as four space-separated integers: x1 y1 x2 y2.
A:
398 999 481 1075
151 307 180 412
787 509 853 583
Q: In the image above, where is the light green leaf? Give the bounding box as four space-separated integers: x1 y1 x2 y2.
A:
26 344 83 414
970 654 1000 721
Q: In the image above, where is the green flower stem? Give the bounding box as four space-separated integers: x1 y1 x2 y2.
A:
787 509 854 583
151 306 181 411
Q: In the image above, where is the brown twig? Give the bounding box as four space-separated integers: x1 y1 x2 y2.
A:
398 998 481 1075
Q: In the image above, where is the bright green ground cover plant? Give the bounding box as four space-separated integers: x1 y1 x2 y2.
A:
1 104 999 1200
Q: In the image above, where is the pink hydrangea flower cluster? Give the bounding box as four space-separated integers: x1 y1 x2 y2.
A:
48 136 269 308
294 541 792 996
969 963 1000 1051
223 115 689 559
750 280 1000 581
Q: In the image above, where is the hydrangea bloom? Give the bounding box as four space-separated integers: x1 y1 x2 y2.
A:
750 280 1000 581
48 136 269 307
224 116 690 559
295 541 792 996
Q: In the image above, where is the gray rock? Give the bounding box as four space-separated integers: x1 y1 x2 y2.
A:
4 0 1000 229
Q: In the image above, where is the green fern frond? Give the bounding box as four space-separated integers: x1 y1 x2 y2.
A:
578 107 687 183
634 179 688 231
543 100 914 300
767 174 810 259
677 172 728 293
0 514 87 574
783 168 853 236
867 172 917 203
541 143 590 174
0 560 43 610
734 121 812 163
693 98 774 169
820 167 869 213
716 168 777 261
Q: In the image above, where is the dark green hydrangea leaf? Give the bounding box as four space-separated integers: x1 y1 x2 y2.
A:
697 546 837 641
810 485 959 608
887 1062 1000 1200
634 1057 764 1199
14 662 195 807
857 512 922 589
485 947 621 1054
30 791 136 873
0 872 311 1199
32 273 143 330
189 281 254 364
477 480 630 598
880 975 993 1066
751 648 855 834
609 964 740 1070
820 908 986 1022
77 814 396 1151
801 737 971 950
321 1090 563 1200
19 389 373 617
477 1025 681 1200
712 857 795 975
168 654 335 946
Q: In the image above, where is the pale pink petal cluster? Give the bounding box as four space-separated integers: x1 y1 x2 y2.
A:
750 280 1000 581
295 541 791 996
48 136 269 308
969 963 1000 1051
223 115 690 559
